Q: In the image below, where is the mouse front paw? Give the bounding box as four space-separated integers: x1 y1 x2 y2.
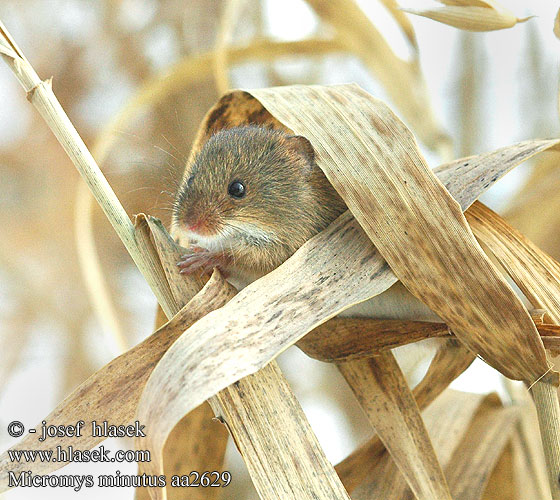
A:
177 248 230 276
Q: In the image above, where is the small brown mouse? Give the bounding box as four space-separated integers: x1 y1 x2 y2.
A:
171 125 443 381
171 125 442 380
171 126 347 286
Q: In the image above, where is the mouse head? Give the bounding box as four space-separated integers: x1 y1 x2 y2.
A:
172 126 324 270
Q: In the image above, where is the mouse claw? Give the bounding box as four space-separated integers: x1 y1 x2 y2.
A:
177 249 229 275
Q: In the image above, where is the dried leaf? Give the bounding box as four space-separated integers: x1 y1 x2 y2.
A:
354 391 520 500
445 400 520 499
466 201 560 325
402 1 532 32
352 389 486 498
134 308 229 500
249 84 548 382
142 219 351 500
299 316 560 362
137 84 560 499
433 139 560 211
465 201 560 497
211 361 351 500
336 340 475 492
298 318 450 361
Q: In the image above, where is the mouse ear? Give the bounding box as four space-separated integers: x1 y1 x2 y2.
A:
285 135 316 164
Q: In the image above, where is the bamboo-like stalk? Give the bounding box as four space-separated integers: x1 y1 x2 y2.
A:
505 379 552 499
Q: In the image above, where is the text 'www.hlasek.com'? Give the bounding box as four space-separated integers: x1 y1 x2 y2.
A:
6 419 231 491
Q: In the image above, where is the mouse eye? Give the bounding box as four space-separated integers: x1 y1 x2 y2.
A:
228 180 246 199
186 174 195 188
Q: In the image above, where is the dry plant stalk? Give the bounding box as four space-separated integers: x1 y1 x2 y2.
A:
507 380 552 499
379 0 419 49
213 0 246 94
338 352 452 499
0 22 169 309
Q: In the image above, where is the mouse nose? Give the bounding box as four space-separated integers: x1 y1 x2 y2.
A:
187 220 204 232
185 217 215 236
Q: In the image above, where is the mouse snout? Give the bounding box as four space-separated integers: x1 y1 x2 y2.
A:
186 219 208 234
183 211 219 237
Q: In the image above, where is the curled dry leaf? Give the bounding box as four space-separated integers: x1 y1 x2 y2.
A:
141 220 352 500
402 0 532 32
249 84 549 381
136 84 560 499
555 7 560 40
133 307 228 500
466 201 560 325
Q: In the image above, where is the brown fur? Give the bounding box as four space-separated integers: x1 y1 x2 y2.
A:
172 126 347 276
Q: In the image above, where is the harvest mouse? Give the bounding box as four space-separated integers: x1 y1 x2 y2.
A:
171 126 441 379
171 126 347 287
